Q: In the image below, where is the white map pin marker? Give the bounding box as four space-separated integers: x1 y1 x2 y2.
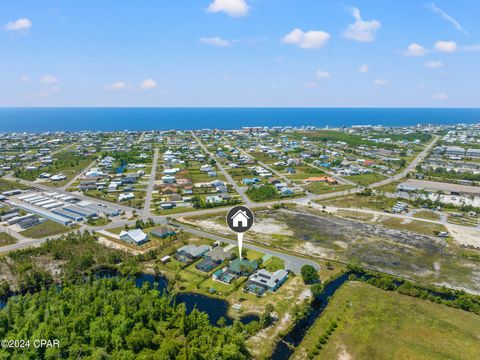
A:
226 206 254 260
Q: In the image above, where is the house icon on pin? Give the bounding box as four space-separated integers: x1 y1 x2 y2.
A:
231 210 250 228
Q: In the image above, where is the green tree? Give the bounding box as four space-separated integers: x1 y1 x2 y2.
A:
301 265 320 284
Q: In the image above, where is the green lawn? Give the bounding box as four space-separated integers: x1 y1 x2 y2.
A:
372 180 401 192
0 232 17 247
0 178 29 192
305 182 354 195
263 256 285 272
413 211 441 221
293 281 480 360
378 217 447 236
346 173 387 187
322 194 397 212
19 220 72 239
250 151 275 163
188 168 226 184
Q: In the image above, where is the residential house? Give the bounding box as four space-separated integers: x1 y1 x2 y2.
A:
150 227 176 239
244 269 289 295
118 192 135 201
119 229 149 245
228 258 258 276
175 244 210 263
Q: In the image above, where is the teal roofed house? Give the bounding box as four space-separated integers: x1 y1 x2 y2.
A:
150 227 176 239
228 258 258 276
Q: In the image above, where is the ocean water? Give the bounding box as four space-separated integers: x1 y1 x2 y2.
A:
0 107 479 132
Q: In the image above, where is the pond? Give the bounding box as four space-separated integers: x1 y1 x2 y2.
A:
134 273 259 325
0 272 259 327
116 162 127 174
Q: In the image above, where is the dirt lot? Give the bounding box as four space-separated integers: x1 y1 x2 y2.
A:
189 208 480 293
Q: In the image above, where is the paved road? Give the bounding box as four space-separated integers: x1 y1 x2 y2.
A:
60 159 97 191
2 135 457 267
303 161 356 186
4 175 135 213
370 135 439 189
172 222 319 274
141 148 159 218
191 131 253 206
237 147 303 190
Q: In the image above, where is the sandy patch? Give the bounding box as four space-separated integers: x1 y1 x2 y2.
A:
338 346 353 360
334 241 348 249
447 224 480 248
400 219 412 225
195 220 230 235
251 218 294 236
297 242 333 258
97 236 141 255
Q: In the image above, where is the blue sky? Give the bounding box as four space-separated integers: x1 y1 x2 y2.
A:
1 0 480 107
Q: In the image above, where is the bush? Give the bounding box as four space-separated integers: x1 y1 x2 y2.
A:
301 265 320 284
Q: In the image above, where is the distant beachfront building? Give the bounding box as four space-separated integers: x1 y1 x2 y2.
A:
466 148 480 158
445 146 465 156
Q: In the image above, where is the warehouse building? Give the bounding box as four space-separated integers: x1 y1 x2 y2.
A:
15 203 72 225
63 205 97 218
52 208 84 222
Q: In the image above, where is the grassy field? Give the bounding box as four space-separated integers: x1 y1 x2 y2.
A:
413 211 441 221
0 178 29 192
335 209 376 222
378 217 447 236
19 220 71 238
0 232 17 247
263 256 285 272
250 151 275 163
321 194 397 212
372 180 401 192
305 182 354 195
292 281 480 360
346 173 387 187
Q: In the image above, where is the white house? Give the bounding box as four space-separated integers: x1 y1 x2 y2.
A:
118 192 135 201
231 210 250 227
50 174 67 182
162 175 176 184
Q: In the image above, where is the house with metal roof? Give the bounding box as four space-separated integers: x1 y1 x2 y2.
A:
119 229 149 245
244 269 289 295
175 244 210 263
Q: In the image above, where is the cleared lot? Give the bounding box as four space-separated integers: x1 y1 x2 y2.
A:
188 208 480 293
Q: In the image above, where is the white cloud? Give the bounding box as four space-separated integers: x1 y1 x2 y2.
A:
40 75 58 84
200 37 232 47
374 79 388 86
344 7 381 42
433 93 448 100
428 3 468 34
315 70 331 79
435 40 457 53
4 18 32 31
359 64 369 73
140 79 157 90
19 75 30 83
281 28 331 49
104 81 127 91
207 0 249 17
404 43 427 57
424 60 443 69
